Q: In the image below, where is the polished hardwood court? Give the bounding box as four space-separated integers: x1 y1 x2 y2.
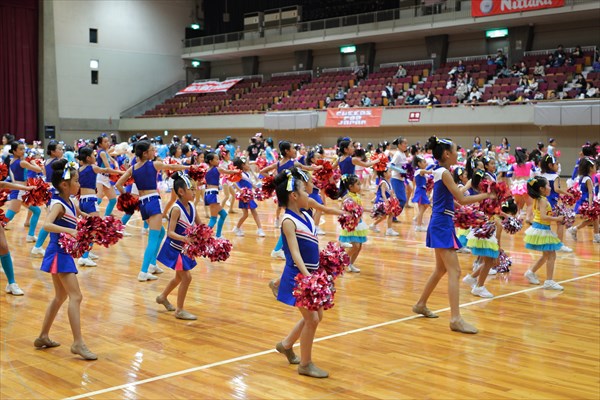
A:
1 191 599 400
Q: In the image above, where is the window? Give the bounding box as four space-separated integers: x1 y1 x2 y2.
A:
90 59 99 69
91 70 98 84
89 28 98 43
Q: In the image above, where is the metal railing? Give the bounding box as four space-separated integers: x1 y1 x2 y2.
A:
120 80 186 118
524 45 598 57
271 70 313 78
446 54 489 63
226 74 264 81
322 66 355 74
380 59 434 69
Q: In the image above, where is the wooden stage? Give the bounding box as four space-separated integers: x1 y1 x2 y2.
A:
1 193 599 399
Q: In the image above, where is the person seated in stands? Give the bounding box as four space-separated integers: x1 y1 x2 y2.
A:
430 94 441 106
413 89 426 105
456 60 466 74
324 95 332 108
354 63 367 82
533 61 545 78
381 81 395 105
527 75 539 93
487 95 500 105
565 55 575 67
510 64 521 77
497 65 511 77
486 55 495 66
394 65 407 78
419 90 433 105
572 73 587 94
455 82 468 103
593 56 600 72
446 73 456 89
494 50 507 69
519 61 529 76
465 86 481 104
572 45 582 58
545 54 555 68
334 86 346 100
553 44 566 67
515 76 529 92
464 72 475 90
547 90 557 100
338 100 349 108
584 82 598 98
533 91 545 101
404 89 416 105
360 94 372 107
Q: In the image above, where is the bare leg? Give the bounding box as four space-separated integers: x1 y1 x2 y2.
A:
529 252 549 274
282 319 304 349
414 249 446 308
57 273 84 346
176 271 192 312
237 209 249 229
250 209 263 229
350 243 362 264
545 251 556 281
298 308 323 366
38 274 68 340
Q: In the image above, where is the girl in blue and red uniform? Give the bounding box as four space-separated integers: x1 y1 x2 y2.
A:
411 155 431 232
95 135 120 217
568 157 600 243
540 154 573 252
203 152 239 239
155 173 200 320
232 157 265 237
116 140 190 281
412 136 494 334
35 159 97 360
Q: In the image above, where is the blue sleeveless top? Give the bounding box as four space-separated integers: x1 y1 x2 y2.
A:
281 209 319 271
132 161 157 190
277 159 295 173
205 167 220 186
431 166 455 216
237 172 253 189
45 158 59 183
9 159 25 181
79 165 97 190
485 171 497 182
166 200 195 251
375 180 391 203
339 156 355 175
49 196 78 244
541 172 559 208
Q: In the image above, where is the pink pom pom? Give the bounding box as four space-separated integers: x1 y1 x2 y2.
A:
370 202 386 219
453 205 488 229
163 157 181 178
182 224 215 258
473 220 496 239
425 176 434 194
495 249 512 273
0 189 10 207
579 200 600 221
553 204 575 228
338 198 363 231
501 216 523 234
235 187 254 203
203 237 233 262
319 242 350 278
293 270 336 311
384 197 403 217
313 159 334 188
555 150 561 158
560 187 581 206
253 187 267 202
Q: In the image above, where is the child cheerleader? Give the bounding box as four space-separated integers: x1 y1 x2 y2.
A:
338 174 368 273
155 173 200 320
389 137 409 209
369 168 399 236
453 166 472 253
540 154 573 252
273 167 329 378
4 141 43 241
305 149 326 235
412 155 431 232
508 148 533 221
116 140 190 281
334 139 377 198
35 160 97 360
523 177 566 290
75 147 124 267
203 152 239 239
568 157 600 243
95 135 119 217
232 157 265 237
412 137 494 334
218 147 238 215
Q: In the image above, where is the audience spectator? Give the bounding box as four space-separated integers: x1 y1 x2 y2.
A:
486 55 495 66
494 49 507 69
383 81 395 105
413 89 426 105
353 63 368 83
533 61 545 77
553 44 566 66
533 91 545 101
466 87 481 103
338 100 349 108
334 85 346 100
324 95 332 107
404 89 416 105
518 61 528 76
360 94 372 107
573 73 587 95
593 56 600 72
584 82 598 98
394 65 407 78
487 95 500 105
545 54 555 68
455 82 468 102
572 45 582 58
527 75 539 93
510 64 521 77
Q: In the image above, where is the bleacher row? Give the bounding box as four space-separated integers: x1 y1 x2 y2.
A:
140 47 598 118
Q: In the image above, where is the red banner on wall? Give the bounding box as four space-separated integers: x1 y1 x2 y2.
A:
325 108 383 128
471 0 564 18
176 79 242 95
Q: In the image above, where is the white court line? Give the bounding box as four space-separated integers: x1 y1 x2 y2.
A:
65 271 600 400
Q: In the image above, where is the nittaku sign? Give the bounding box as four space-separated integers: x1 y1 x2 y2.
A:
472 0 564 17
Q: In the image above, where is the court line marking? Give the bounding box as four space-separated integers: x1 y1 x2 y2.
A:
65 271 600 400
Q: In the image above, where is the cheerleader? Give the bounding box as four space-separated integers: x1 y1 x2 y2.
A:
305 149 326 235
482 155 497 182
540 154 572 252
412 137 494 334
453 166 472 253
75 147 123 266
411 155 431 232
508 147 534 221
232 157 265 237
161 143 184 218
273 167 329 378
523 177 565 290
337 174 368 273
218 147 238 215
568 157 599 243
389 137 409 209
116 140 189 281
155 173 200 320
95 135 119 217
203 152 239 239
333 139 377 199
35 160 97 360
4 141 43 241
369 168 398 236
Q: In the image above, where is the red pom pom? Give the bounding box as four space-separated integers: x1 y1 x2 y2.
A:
319 242 350 278
253 187 267 202
255 157 267 170
235 187 254 203
579 200 600 221
495 249 512 273
338 198 363 231
188 164 208 183
182 224 215 258
553 204 576 228
226 164 242 183
58 233 93 258
323 183 339 200
560 187 581 206
260 175 276 199
313 159 334 188
370 202 386 219
501 216 523 234
453 205 488 229
110 165 133 185
203 237 233 262
22 177 52 206
0 209 9 227
95 216 125 247
477 180 511 216
163 157 180 178
0 189 10 207
473 221 496 239
293 270 336 311
0 164 8 181
425 175 434 194
384 197 403 217
117 193 140 215
370 153 388 172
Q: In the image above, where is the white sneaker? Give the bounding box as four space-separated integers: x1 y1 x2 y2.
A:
137 272 158 281
558 245 573 253
316 227 326 235
142 228 149 235
26 235 37 243
488 267 498 275
233 227 244 237
347 264 361 273
385 228 399 236
472 259 482 271
122 230 132 237
462 274 477 287
148 264 164 274
471 285 494 298
271 249 285 259
274 218 280 229
256 229 266 237
456 247 471 254
543 280 564 290
88 252 100 260
30 246 45 257
524 270 540 285
567 227 577 241
415 225 428 232
339 241 353 248
369 224 380 233
594 234 600 244
5 283 24 296
77 257 97 267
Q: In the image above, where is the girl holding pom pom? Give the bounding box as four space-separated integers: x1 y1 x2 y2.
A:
274 167 329 379
412 137 495 334
508 147 534 221
5 141 43 242
203 152 240 239
540 154 573 252
337 174 368 273
35 159 97 360
94 135 120 217
75 147 124 267
116 140 190 282
232 156 265 237
523 177 565 290
412 155 431 232
453 166 472 253
155 173 200 320
568 157 599 243
369 168 398 236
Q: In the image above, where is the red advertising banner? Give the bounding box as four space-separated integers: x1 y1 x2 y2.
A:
408 111 421 122
471 0 564 17
325 108 383 128
176 79 242 95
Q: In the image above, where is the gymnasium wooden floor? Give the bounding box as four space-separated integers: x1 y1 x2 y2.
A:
1 190 599 400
